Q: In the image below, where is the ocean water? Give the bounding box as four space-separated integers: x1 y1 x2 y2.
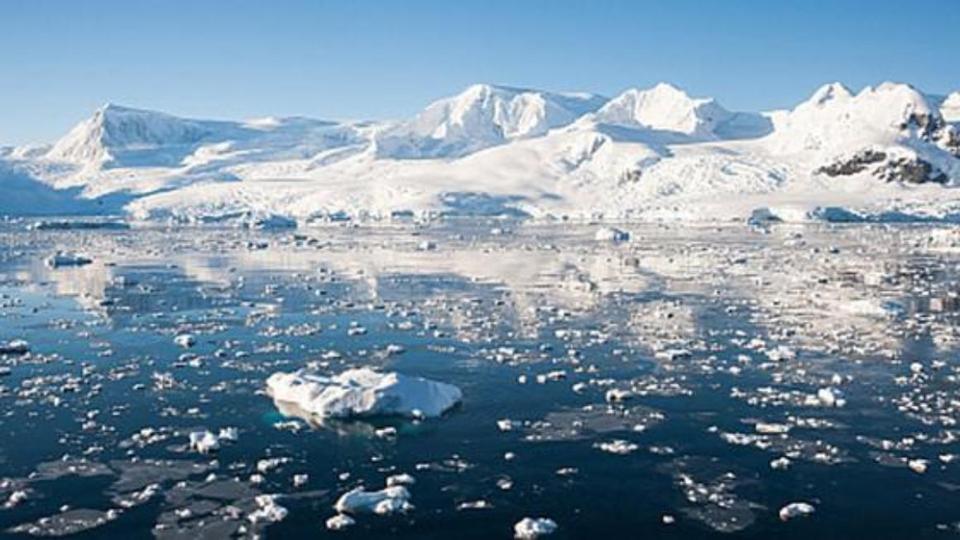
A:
0 221 958 539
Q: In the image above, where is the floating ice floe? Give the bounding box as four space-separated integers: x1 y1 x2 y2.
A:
187 427 237 454
514 517 558 539
187 430 220 454
595 439 639 455
173 334 196 348
326 513 356 530
45 251 93 268
778 502 815 521
0 339 30 355
248 494 288 524
816 387 846 407
334 485 413 515
266 368 462 419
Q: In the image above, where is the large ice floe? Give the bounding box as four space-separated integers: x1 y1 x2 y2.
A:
265 368 463 420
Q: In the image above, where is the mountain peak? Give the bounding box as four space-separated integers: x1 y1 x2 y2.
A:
46 104 212 167
805 82 853 107
594 83 730 137
374 84 606 159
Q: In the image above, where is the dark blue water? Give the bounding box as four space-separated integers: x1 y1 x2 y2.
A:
0 222 958 538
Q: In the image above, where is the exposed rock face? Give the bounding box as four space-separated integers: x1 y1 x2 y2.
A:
817 149 948 184
876 156 948 184
816 149 887 176
936 125 960 157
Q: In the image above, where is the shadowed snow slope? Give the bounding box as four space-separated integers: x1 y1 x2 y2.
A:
3 81 960 224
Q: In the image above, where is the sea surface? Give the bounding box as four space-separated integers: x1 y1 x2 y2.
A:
0 220 959 539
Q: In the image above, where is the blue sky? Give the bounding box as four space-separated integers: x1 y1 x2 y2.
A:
2 0 958 145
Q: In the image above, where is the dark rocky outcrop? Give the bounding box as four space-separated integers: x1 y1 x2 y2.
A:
816 149 948 184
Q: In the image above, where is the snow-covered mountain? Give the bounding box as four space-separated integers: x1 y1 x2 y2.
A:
3 81 960 225
374 84 606 158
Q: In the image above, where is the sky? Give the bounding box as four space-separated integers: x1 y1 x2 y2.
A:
2 0 958 145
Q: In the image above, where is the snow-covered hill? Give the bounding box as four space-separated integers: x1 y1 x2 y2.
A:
2 81 960 225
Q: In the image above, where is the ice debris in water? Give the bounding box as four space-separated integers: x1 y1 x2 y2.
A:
514 517 558 539
266 367 462 419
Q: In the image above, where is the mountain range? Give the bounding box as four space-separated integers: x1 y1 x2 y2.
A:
2 81 959 224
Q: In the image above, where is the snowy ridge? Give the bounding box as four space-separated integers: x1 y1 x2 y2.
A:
46 104 219 168
591 83 732 138
374 84 606 158
3 81 960 224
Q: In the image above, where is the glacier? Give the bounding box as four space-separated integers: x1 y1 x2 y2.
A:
2 81 959 225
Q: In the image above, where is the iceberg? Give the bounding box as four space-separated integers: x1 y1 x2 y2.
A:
265 367 462 419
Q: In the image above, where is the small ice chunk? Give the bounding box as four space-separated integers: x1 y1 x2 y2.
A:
514 517 558 539
755 422 790 434
4 490 29 509
188 430 220 454
248 494 288 523
770 457 792 470
605 388 634 403
266 368 462 419
778 502 815 521
595 439 639 455
45 251 93 268
816 387 845 407
326 513 355 530
293 473 309 487
908 459 928 474
594 227 629 242
386 473 415 487
174 334 196 348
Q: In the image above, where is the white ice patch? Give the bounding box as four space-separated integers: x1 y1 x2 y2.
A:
266 368 462 419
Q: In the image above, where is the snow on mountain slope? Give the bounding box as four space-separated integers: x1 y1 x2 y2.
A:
942 92 960 123
764 82 960 186
4 81 960 224
766 82 934 153
46 104 225 168
374 84 606 159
